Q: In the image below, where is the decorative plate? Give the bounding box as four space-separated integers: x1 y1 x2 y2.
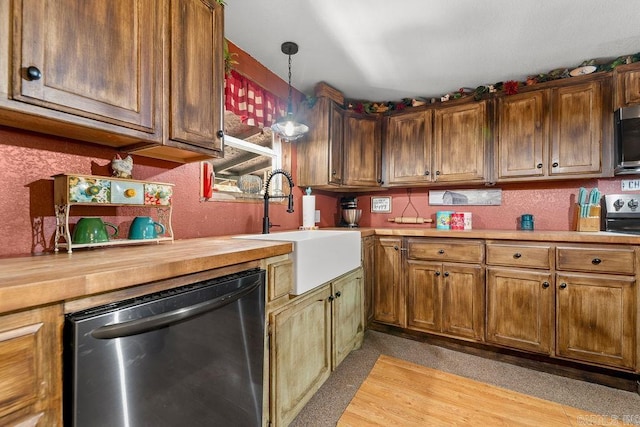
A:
569 65 597 77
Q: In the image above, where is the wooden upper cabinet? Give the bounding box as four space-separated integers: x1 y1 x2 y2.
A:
297 97 343 187
343 111 382 187
299 98 382 189
495 76 612 181
12 0 162 137
433 101 488 183
614 61 640 108
551 80 606 176
3 0 225 162
496 90 548 179
167 0 224 154
384 110 433 185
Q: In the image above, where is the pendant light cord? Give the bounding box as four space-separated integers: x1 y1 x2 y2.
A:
287 53 293 113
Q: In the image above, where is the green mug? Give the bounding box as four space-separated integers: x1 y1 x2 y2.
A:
129 216 165 239
72 217 118 244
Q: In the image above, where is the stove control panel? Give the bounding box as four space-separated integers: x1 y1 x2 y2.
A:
604 194 640 215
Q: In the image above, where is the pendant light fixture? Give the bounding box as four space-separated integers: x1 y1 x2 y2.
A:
271 41 309 141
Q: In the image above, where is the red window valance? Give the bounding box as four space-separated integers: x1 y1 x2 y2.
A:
224 70 287 129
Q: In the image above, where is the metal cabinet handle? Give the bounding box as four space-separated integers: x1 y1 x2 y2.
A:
591 258 602 265
552 162 559 168
26 66 42 81
335 291 341 298
328 295 334 302
536 163 543 169
513 252 522 259
542 281 550 288
438 249 445 255
559 283 567 289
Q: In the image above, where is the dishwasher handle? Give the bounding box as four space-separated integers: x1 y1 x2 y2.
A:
91 276 262 340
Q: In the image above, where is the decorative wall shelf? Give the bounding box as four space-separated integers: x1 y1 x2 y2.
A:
53 174 174 253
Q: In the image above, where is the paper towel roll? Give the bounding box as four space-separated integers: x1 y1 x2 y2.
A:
302 195 316 228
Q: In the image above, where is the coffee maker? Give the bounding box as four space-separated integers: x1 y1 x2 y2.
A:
339 196 361 227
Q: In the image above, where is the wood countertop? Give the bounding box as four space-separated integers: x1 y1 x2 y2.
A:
0 237 292 315
2 228 638 315
368 228 640 244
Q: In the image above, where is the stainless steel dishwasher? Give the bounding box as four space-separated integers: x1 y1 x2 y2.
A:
64 268 266 427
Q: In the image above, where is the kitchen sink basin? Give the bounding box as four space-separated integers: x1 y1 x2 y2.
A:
233 230 361 295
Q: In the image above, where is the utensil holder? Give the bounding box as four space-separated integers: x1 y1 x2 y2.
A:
575 205 601 232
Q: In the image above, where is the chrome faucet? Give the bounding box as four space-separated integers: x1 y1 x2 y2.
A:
263 169 295 234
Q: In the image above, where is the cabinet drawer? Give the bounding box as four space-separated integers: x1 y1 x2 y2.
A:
407 239 484 263
486 243 552 269
556 246 635 275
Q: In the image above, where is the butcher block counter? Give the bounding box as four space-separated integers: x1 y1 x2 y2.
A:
0 237 292 316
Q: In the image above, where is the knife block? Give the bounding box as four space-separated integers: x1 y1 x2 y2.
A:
575 204 601 232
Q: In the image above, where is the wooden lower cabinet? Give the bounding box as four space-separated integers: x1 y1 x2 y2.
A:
362 235 375 324
0 305 63 426
373 237 404 326
407 260 484 341
556 272 636 370
268 268 363 426
332 268 365 367
486 267 554 354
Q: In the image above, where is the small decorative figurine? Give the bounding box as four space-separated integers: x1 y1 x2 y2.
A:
111 154 134 179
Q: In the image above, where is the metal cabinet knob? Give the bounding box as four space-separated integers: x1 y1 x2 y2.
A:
443 272 449 277
559 283 567 289
394 246 399 251
552 162 559 168
542 281 550 288
328 295 334 302
216 130 224 138
26 66 42 81
513 253 522 259
438 249 445 254
425 170 430 176
435 271 441 276
591 258 602 265
536 163 543 169
335 291 341 298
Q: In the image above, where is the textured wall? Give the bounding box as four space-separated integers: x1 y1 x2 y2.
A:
358 178 633 230
0 126 310 257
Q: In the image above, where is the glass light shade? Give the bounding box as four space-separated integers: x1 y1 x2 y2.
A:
271 112 309 141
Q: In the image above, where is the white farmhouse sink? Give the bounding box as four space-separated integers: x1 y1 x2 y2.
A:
233 230 361 295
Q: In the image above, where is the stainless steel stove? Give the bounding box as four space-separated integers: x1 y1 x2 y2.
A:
603 194 640 235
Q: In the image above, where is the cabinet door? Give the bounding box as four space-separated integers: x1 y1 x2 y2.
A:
328 101 344 185
407 260 441 333
496 90 548 179
556 273 635 370
13 0 161 135
486 268 553 354
373 237 404 326
332 268 364 368
434 101 488 183
550 81 604 176
343 113 382 187
385 110 433 185
270 285 332 426
362 236 376 324
0 305 62 426
297 97 341 187
168 0 224 154
615 63 640 108
441 263 484 340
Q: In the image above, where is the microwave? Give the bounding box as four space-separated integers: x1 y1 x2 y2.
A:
614 105 640 174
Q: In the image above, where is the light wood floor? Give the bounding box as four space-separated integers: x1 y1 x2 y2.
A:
338 355 610 427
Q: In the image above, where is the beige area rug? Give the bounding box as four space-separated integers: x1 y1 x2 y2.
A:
338 354 613 427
